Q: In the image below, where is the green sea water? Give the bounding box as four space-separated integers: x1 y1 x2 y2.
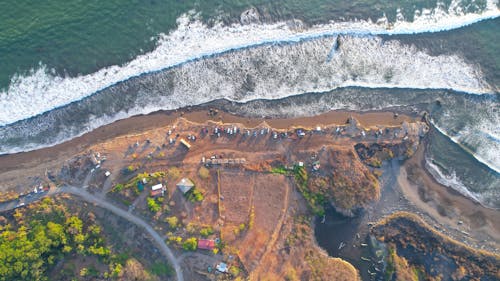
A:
0 0 488 88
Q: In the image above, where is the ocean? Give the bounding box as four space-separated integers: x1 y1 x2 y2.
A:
0 0 498 208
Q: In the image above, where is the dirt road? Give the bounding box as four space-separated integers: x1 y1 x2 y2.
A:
0 185 184 281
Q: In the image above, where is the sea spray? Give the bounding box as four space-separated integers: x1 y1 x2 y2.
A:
1 0 499 125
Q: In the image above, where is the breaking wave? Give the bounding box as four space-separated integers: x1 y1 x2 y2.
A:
1 0 499 126
425 157 484 203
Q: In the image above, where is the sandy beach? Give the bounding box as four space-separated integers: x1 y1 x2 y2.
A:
0 107 498 254
396 133 500 248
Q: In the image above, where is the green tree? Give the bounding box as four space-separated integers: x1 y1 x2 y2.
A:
199 227 213 237
165 216 179 229
147 198 161 213
182 237 197 251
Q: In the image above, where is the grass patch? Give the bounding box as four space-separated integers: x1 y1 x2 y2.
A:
293 165 326 216
149 262 174 276
185 188 204 202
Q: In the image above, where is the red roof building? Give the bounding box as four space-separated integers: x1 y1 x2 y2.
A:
197 239 215 250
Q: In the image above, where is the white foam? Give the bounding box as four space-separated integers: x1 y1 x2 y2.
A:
1 0 499 126
425 157 484 203
431 121 500 174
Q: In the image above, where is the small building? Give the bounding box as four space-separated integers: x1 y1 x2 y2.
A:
150 183 166 197
216 262 228 273
177 178 195 194
179 138 191 149
105 171 111 177
197 239 215 250
137 181 144 192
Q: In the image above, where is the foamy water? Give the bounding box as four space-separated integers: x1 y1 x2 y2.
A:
425 157 485 204
1 0 499 126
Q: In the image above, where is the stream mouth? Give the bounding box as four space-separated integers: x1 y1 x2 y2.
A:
314 158 407 281
315 207 382 281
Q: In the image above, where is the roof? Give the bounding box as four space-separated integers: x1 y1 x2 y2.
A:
197 239 215 250
179 138 191 149
177 178 194 194
151 183 163 191
216 262 228 273
150 189 164 196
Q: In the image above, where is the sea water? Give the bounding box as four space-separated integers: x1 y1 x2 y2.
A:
0 0 498 213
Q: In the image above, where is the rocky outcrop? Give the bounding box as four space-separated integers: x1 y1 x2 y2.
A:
372 212 500 281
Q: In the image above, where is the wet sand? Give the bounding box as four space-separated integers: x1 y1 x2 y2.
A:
0 107 498 254
397 130 500 251
0 107 413 174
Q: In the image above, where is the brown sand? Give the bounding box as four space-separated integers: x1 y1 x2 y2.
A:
0 108 412 174
1 107 498 252
397 136 500 249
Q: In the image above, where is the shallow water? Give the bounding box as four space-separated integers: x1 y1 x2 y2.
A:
0 0 498 240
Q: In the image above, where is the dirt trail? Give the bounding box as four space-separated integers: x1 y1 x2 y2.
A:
58 186 184 281
0 185 184 281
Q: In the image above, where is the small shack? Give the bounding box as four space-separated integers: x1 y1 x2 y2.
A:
197 239 215 250
179 138 191 149
177 178 195 194
150 183 166 197
137 181 144 192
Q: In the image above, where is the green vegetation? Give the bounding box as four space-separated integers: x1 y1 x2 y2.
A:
248 207 255 229
149 262 174 276
165 216 179 229
229 266 241 276
182 237 198 251
270 166 289 175
186 223 197 234
0 198 110 281
234 223 247 235
270 164 327 215
368 158 382 168
198 166 210 179
293 165 326 216
185 188 204 202
199 226 214 237
147 197 161 213
113 183 124 192
113 171 166 194
167 235 182 246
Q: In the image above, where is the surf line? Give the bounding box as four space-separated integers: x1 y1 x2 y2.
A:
2 8 499 126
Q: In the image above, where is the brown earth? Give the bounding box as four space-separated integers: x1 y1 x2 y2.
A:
6 107 497 281
371 212 500 281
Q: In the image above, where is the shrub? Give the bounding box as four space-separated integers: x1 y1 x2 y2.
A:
150 262 174 276
165 216 179 229
186 223 196 234
186 188 204 202
200 227 214 237
167 236 182 246
270 166 288 175
182 237 197 251
147 198 161 213
113 184 124 192
198 166 210 179
229 266 240 276
167 167 181 180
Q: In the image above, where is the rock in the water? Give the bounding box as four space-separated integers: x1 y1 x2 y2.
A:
240 7 260 25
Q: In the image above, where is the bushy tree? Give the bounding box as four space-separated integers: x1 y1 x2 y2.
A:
182 238 197 251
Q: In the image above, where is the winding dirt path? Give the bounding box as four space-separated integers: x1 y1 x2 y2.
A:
0 185 184 281
59 186 184 281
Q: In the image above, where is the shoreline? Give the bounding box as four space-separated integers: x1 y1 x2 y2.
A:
0 106 414 173
396 130 500 249
1 107 498 252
